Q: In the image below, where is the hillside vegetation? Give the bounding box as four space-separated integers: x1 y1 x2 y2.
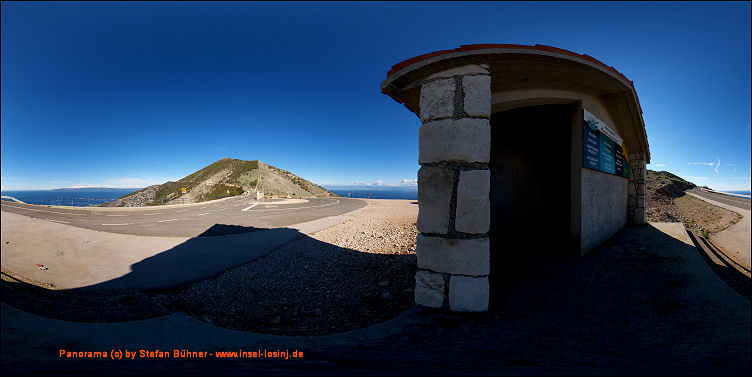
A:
646 170 697 222
100 158 337 207
646 170 740 233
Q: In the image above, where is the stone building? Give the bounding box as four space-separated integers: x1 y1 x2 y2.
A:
380 44 650 312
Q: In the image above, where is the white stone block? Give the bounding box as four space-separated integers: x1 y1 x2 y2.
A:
455 170 490 234
448 275 489 312
419 119 491 164
462 75 491 117
414 270 445 308
417 166 454 234
632 208 646 225
637 183 646 195
417 235 489 276
425 64 489 80
419 78 455 121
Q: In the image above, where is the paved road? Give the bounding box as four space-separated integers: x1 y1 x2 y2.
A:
0 197 367 237
686 188 751 270
687 188 751 211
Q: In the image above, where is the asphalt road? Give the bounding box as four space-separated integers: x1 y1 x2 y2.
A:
687 188 750 211
0 196 367 237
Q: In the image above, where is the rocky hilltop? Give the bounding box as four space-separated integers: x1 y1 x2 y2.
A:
100 158 338 207
646 169 697 221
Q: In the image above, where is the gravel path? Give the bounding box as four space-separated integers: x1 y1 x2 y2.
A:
152 199 419 335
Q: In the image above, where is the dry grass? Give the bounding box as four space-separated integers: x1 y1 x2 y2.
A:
674 194 742 233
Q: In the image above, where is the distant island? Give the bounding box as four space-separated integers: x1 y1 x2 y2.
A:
52 187 140 192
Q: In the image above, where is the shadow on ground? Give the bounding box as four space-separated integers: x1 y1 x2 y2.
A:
1 223 750 375
686 230 751 300
1 223 417 332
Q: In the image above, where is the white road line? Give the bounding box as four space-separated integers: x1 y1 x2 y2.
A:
241 204 258 211
197 213 210 216
176 209 188 212
144 213 162 216
48 219 70 224
106 214 127 217
242 199 341 212
102 223 131 226
1 204 86 216
157 219 179 223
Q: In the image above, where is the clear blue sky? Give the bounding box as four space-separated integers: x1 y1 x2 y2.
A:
2 2 750 191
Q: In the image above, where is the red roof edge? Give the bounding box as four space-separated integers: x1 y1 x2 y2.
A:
385 44 649 157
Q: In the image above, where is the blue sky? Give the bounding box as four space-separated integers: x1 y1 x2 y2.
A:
1 2 750 191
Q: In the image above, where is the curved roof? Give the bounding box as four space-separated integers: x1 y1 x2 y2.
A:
381 44 649 161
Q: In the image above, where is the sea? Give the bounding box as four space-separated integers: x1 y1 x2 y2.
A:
1 189 139 207
329 189 417 200
724 190 751 198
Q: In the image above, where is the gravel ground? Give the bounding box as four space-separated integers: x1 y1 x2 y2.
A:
151 199 419 336
647 189 741 234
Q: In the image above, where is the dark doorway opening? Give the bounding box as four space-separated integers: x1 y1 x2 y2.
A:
489 104 578 290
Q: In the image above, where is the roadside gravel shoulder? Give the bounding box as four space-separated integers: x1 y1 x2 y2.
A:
153 199 419 336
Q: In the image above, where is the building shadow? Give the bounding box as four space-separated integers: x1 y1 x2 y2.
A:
1 224 417 326
2 223 750 375
686 230 751 300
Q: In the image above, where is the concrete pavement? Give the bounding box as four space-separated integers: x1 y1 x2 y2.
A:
0 197 367 237
686 189 751 270
1 198 368 290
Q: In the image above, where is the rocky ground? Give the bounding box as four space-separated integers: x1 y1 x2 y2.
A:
645 170 741 234
152 199 418 335
97 185 158 207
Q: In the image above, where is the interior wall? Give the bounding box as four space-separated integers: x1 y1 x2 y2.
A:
489 104 574 283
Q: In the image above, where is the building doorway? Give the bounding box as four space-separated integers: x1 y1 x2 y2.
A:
488 104 579 288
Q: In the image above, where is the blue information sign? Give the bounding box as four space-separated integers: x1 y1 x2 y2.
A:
614 144 624 177
599 132 616 174
583 121 600 170
582 109 629 178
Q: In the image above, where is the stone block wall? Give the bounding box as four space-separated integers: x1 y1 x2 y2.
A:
628 152 647 225
414 64 492 312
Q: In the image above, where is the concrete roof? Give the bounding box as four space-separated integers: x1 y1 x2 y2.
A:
381 44 650 162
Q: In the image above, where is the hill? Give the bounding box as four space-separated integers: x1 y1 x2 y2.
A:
100 158 338 207
646 169 696 222
646 170 696 198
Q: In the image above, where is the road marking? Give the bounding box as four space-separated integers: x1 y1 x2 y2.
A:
197 213 210 216
157 219 179 223
144 212 162 216
48 219 70 224
241 204 258 211
106 214 127 217
242 199 341 212
102 223 131 226
1 204 86 216
176 209 188 213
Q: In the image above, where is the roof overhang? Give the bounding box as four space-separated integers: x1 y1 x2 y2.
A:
381 44 650 162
